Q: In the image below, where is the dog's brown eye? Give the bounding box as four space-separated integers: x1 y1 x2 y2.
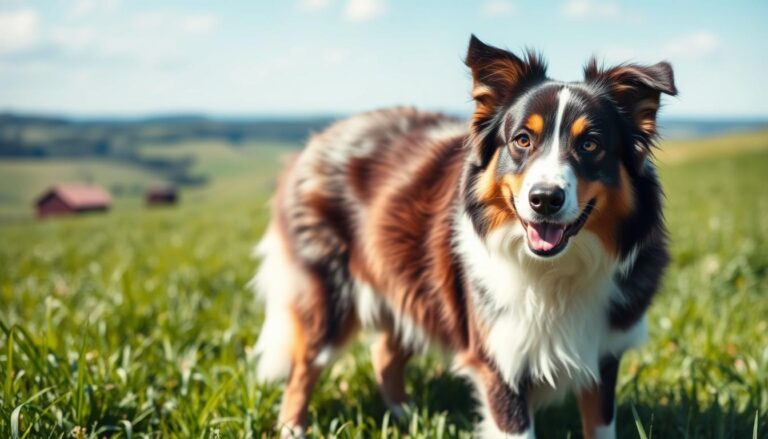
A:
580 139 599 153
513 134 532 149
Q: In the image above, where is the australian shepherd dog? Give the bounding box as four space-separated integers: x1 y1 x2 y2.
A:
250 35 677 438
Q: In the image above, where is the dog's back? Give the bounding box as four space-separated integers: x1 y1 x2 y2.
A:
252 107 466 376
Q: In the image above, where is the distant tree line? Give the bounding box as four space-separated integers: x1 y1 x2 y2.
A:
0 113 335 156
0 113 336 186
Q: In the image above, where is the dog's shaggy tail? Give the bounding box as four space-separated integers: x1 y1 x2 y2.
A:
249 225 300 382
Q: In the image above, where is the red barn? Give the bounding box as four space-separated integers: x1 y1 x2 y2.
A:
35 184 112 218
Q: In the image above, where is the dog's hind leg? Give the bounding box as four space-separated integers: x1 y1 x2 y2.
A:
371 328 412 417
277 344 322 437
276 273 358 436
253 229 359 435
251 227 302 382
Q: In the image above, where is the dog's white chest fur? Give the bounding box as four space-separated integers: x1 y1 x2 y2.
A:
456 214 644 403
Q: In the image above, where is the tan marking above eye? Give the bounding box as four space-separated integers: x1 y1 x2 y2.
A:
525 114 544 134
571 115 589 137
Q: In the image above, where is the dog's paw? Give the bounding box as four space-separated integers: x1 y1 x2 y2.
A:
278 424 305 439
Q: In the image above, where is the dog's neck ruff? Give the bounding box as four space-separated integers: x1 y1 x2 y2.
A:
455 211 620 397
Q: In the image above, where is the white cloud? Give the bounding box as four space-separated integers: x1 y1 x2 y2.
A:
0 9 203 68
602 31 721 64
297 0 334 13
95 35 183 65
561 0 619 19
661 31 719 61
344 0 386 23
49 27 98 52
178 14 218 34
481 0 515 17
0 10 41 54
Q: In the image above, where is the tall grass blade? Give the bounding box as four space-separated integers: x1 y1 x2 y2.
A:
381 411 389 438
10 388 54 438
15 394 69 439
198 375 234 429
10 403 23 439
120 419 133 439
631 405 649 439
74 324 88 426
4 327 14 405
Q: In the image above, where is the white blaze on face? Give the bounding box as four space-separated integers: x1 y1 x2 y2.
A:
516 86 580 224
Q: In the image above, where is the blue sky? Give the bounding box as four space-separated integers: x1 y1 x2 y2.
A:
0 0 766 117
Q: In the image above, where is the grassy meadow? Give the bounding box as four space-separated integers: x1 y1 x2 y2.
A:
1 130 767 438
0 142 295 223
0 159 166 222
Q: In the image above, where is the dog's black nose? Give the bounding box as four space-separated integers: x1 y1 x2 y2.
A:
529 184 565 215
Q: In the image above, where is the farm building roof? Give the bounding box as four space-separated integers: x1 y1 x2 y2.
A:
37 184 112 209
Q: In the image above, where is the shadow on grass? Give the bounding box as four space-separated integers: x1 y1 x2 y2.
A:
537 397 764 439
306 359 764 438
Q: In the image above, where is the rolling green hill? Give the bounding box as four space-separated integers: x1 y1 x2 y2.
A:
0 142 297 222
0 159 167 222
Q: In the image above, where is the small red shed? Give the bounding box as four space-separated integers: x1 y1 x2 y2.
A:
35 184 112 218
145 186 178 206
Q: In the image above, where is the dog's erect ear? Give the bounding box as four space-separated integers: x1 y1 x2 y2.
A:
585 59 677 166
465 35 547 164
466 35 547 119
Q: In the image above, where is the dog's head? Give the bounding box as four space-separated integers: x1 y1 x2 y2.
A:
464 35 677 258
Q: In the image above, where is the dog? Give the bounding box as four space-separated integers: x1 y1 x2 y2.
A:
250 35 676 438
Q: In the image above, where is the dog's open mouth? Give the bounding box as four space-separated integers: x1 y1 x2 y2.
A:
522 200 596 257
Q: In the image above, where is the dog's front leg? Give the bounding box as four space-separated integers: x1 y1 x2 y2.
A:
577 355 620 439
463 356 533 438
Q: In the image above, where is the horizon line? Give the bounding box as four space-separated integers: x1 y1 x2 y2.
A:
2 108 768 123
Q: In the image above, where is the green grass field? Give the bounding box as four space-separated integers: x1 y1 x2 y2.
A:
1 131 767 438
0 159 168 222
0 142 296 223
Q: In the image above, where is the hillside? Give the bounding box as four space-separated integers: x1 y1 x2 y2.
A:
1 124 768 221
0 113 333 158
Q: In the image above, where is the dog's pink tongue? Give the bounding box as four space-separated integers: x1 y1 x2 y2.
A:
527 223 565 251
